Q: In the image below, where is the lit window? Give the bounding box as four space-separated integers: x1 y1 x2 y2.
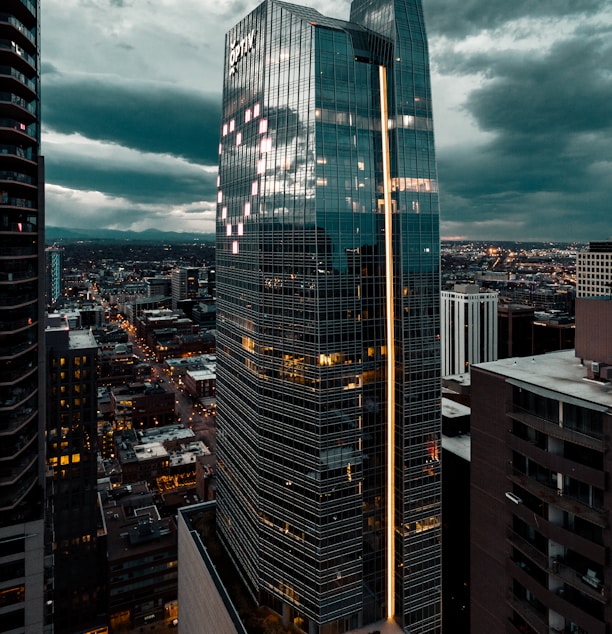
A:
229 119 235 132
244 201 251 216
251 181 258 195
260 138 272 153
218 143 222 155
226 224 232 236
253 103 260 117
217 191 223 203
238 222 244 236
232 241 239 254
221 206 227 219
216 175 220 187
236 131 242 146
259 119 268 134
245 109 252 122
257 159 266 174
222 123 228 136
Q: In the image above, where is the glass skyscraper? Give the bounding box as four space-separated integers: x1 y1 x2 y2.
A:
215 1 441 632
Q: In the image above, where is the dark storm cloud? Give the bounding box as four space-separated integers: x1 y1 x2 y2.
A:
42 69 222 165
423 0 609 38
45 159 218 205
437 26 612 239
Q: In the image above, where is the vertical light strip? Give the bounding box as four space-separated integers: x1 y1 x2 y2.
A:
379 64 396 620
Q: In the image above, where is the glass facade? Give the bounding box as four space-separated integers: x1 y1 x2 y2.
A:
216 1 440 632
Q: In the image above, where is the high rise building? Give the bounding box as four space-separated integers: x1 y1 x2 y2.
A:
440 284 498 377
215 1 441 632
46 315 106 632
45 244 63 308
576 240 612 298
171 266 199 310
470 244 612 633
0 2 47 631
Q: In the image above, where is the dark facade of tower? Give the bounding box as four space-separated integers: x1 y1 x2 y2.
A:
0 1 46 630
215 1 441 632
46 317 106 632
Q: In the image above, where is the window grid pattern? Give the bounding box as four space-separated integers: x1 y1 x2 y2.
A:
216 1 441 632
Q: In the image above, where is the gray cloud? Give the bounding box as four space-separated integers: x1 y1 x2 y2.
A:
42 70 221 164
39 0 612 239
423 0 609 38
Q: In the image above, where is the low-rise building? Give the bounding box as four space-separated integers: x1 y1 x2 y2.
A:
102 482 178 630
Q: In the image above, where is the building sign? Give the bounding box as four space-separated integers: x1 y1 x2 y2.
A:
229 30 257 76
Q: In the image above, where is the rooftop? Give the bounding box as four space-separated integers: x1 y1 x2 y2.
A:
474 349 612 410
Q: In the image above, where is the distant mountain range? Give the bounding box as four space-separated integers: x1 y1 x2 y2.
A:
45 226 216 243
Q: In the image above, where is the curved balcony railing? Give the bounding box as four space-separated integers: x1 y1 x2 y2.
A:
0 221 37 233
0 196 34 208
0 67 36 93
0 40 36 68
0 118 36 137
0 144 35 160
0 168 35 184
0 404 35 435
0 15 36 46
0 472 36 511
0 362 35 386
0 245 36 257
17 0 37 18
0 292 36 308
0 268 36 283
0 429 36 461
0 381 36 410
0 451 37 485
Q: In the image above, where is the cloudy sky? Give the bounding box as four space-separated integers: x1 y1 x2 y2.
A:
41 0 612 241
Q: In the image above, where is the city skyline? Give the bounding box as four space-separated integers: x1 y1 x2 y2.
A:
42 0 612 241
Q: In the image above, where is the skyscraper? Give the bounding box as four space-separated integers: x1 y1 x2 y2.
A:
46 315 106 632
440 284 498 377
45 244 63 309
0 1 46 630
215 1 441 632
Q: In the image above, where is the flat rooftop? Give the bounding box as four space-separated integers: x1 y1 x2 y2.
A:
474 349 612 410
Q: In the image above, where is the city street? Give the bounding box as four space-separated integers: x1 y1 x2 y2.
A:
122 321 216 453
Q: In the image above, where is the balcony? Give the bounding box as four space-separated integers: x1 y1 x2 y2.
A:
0 40 36 72
506 529 548 571
0 167 35 185
12 1 37 26
0 69 36 104
0 14 36 47
0 472 36 511
0 291 35 308
0 429 36 462
0 245 36 258
506 463 607 528
0 361 35 386
552 559 606 605
0 381 36 410
507 404 604 452
0 450 37 486
0 221 37 234
506 592 548 634
0 404 35 435
0 269 36 284
0 122 36 146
